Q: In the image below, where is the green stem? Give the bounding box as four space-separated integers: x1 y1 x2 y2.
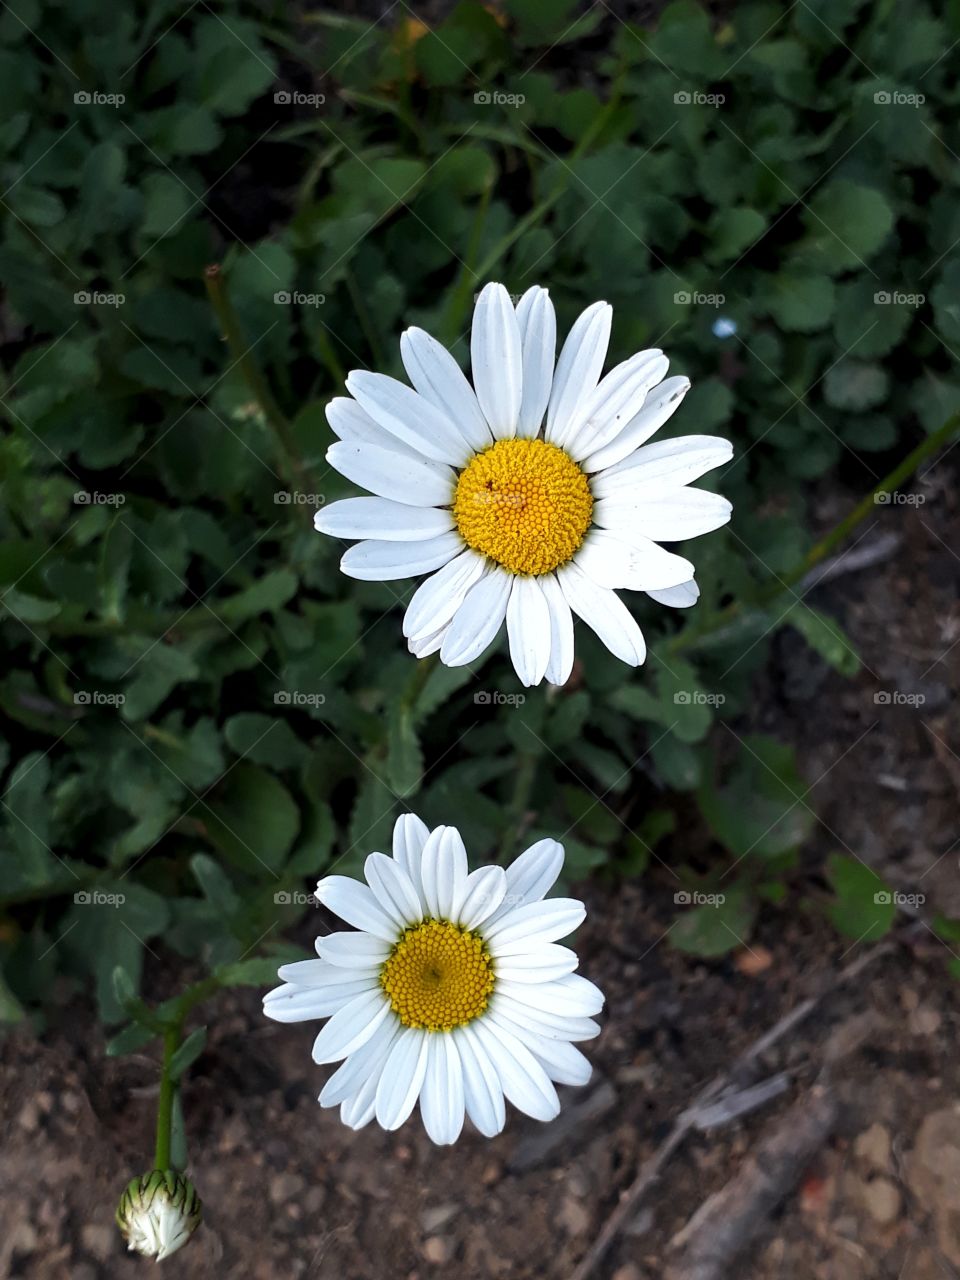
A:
204 265 306 487
154 1025 179 1171
672 412 960 654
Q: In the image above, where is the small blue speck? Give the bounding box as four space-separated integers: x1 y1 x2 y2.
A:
712 317 737 339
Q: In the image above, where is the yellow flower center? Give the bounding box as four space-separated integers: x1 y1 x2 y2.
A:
453 438 593 576
380 919 495 1032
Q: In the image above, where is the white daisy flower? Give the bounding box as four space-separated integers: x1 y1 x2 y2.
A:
263 816 603 1145
316 282 733 686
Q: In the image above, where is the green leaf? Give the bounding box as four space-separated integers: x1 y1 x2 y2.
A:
798 181 894 273
768 274 835 332
698 735 813 859
826 853 895 941
224 713 307 768
169 1026 207 1080
387 705 422 798
217 956 283 987
219 570 298 623
787 604 861 675
824 360 889 411
670 886 758 957
202 763 300 875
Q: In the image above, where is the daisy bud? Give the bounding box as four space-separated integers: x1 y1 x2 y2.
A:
116 1170 202 1261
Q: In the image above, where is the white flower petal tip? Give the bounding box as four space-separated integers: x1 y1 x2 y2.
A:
263 827 602 1144
314 284 731 683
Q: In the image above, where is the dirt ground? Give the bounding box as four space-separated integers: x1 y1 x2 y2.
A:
2 457 959 1280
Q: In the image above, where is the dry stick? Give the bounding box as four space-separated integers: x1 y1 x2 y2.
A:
665 1085 838 1280
569 929 911 1280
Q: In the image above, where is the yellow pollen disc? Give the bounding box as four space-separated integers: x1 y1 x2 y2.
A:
453 438 593 576
380 919 495 1032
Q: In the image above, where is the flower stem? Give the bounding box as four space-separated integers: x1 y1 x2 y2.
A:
154 1025 179 1172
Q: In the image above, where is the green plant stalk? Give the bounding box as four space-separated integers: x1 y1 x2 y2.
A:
672 411 960 653
203 265 306 487
153 1025 179 1171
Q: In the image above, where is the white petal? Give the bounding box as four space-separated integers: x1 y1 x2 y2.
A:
489 1013 592 1086
326 396 425 461
440 567 512 667
474 1021 560 1122
593 433 733 493
581 376 691 472
340 1077 379 1129
485 838 564 926
420 1034 465 1145
275 958 373 987
419 825 468 920
537 574 574 687
593 489 732 542
515 286 556 438
311 988 392 1063
364 852 423 926
496 973 604 1018
557 561 646 666
375 1026 430 1130
319 1017 402 1107
262 976 377 1022
485 897 586 947
402 549 487 642
490 993 601 1042
315 931 391 969
457 865 507 930
545 301 612 447
646 578 700 608
340 532 462 581
409 623 448 659
506 575 551 688
315 875 399 941
392 813 430 900
400 327 492 452
565 350 668 461
456 1024 506 1137
471 282 523 438
574 529 694 591
493 943 579 984
326 441 455 508
346 370 472 467
315 497 453 542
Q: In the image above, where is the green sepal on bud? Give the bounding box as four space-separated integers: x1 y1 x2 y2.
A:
116 1170 202 1261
